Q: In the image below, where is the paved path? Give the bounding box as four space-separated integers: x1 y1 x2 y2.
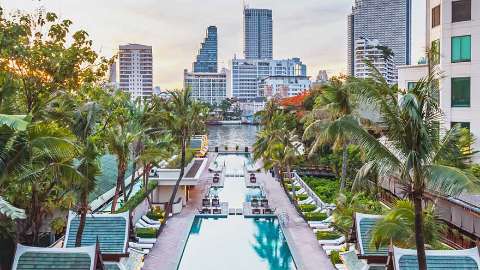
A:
256 166 336 270
142 153 216 270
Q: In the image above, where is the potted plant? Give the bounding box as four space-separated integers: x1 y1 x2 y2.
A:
235 145 239 151
224 145 228 151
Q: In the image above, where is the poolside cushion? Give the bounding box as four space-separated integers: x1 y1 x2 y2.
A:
393 246 480 270
355 213 388 256
65 211 129 254
12 244 97 270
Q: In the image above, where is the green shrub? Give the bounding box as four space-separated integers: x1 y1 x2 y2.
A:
298 204 317 212
304 212 328 221
303 177 339 204
316 231 341 240
147 207 164 220
329 250 342 264
116 181 156 213
470 164 480 178
296 194 309 201
286 184 301 191
136 227 157 238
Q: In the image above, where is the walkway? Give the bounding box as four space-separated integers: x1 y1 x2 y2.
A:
256 166 336 270
142 153 216 270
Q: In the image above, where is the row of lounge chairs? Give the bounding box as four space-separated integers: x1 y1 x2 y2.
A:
199 208 222 214
202 198 220 207
251 208 275 215
130 215 162 254
250 198 269 208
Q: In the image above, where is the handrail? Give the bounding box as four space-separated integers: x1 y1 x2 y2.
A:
291 171 327 210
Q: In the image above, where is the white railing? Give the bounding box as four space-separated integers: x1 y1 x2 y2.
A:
291 171 327 210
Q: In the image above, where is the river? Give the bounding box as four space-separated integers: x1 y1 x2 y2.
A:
207 124 260 148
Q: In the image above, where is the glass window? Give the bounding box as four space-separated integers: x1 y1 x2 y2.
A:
452 0 471 22
451 122 470 130
451 77 470 107
451 35 471 63
432 5 441 27
407 82 417 90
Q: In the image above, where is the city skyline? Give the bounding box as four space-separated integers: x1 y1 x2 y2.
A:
0 0 425 90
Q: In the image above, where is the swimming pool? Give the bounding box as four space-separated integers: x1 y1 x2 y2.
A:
177 154 297 270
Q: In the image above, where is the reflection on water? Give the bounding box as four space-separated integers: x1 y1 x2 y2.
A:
178 216 296 270
208 124 260 148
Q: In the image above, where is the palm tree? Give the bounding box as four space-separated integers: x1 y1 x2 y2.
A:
331 67 480 270
370 199 443 250
304 77 358 190
152 88 205 219
69 102 102 247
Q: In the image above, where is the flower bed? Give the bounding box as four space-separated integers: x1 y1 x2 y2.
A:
136 227 157 238
285 184 301 191
316 230 342 240
296 194 309 201
302 177 339 204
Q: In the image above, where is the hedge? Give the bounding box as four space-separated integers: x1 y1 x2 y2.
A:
147 207 164 221
329 250 342 264
304 212 328 221
316 231 341 240
298 204 317 212
136 227 157 238
302 177 339 204
296 194 309 201
116 181 156 213
286 184 301 191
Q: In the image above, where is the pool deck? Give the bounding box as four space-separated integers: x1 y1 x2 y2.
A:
142 153 217 270
143 153 334 270
255 162 336 270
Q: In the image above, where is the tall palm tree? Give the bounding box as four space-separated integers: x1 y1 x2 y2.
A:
69 102 102 247
331 67 480 270
152 88 205 219
304 77 358 190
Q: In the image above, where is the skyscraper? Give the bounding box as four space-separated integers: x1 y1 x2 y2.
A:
243 7 273 60
193 26 218 73
118 44 153 101
354 38 397 85
347 0 411 75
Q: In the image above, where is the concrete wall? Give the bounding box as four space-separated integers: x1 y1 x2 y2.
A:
151 186 187 206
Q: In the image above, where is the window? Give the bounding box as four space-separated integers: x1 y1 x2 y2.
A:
451 77 470 107
451 35 471 63
451 122 470 130
407 82 417 90
432 5 441 27
452 0 471 23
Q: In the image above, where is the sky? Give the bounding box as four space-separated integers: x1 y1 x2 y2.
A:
0 0 426 90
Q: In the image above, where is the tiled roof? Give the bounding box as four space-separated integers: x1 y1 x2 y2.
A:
393 246 480 270
355 213 388 256
12 244 96 270
64 212 129 255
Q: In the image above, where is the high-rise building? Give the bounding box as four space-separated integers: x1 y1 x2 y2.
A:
184 69 227 105
118 44 153 101
347 0 411 75
193 26 218 73
185 26 226 105
243 7 273 60
399 0 479 160
354 38 397 85
231 57 307 100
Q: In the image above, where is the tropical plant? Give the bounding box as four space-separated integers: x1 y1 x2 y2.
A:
304 77 359 190
334 65 480 269
370 199 444 250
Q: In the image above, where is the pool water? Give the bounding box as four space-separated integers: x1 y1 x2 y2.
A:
178 216 296 270
178 154 297 270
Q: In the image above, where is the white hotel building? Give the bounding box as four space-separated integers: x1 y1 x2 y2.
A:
398 0 479 159
118 44 153 101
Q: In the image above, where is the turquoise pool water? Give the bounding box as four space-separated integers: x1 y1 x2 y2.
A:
178 154 297 270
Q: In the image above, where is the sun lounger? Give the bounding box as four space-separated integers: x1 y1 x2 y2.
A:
136 237 157 244
314 227 335 233
340 250 369 270
299 197 314 205
129 241 154 250
252 208 261 214
263 208 274 214
137 219 160 229
128 247 149 255
135 223 146 229
323 244 346 256
200 208 211 214
260 199 269 208
312 206 323 213
212 199 220 207
212 208 221 214
142 216 161 225
202 199 211 207
319 235 346 246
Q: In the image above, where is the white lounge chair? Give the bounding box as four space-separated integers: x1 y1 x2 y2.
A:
299 197 314 205
314 227 335 233
136 219 160 229
135 222 146 229
308 221 330 229
142 215 161 225
136 237 157 244
129 241 154 250
312 206 324 213
128 247 149 255
319 236 346 246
